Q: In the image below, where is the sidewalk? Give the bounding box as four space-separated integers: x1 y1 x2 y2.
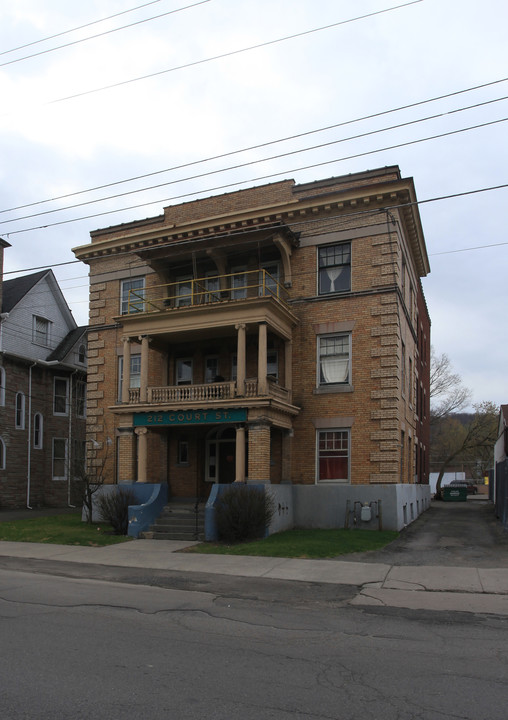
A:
1 537 507 616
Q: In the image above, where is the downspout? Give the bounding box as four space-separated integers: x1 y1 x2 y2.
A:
27 362 37 509
68 369 77 507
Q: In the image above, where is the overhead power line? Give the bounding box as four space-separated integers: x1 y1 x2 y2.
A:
2 183 508 281
40 1 423 107
2 94 506 227
2 114 507 236
0 1 211 68
2 74 506 218
0 0 164 57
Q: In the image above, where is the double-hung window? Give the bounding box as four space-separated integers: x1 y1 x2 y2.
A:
318 334 350 386
317 430 350 483
175 276 193 307
176 358 193 385
32 316 50 346
259 262 279 297
121 277 145 314
33 413 43 449
54 377 69 415
52 438 68 480
15 392 25 429
318 243 351 295
118 354 141 401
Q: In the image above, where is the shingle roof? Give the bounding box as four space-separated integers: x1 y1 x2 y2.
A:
46 326 87 363
2 270 49 313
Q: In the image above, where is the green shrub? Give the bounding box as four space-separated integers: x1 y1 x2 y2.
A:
96 487 137 535
215 484 275 543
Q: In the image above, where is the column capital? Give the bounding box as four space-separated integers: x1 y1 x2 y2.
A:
235 322 246 331
134 426 148 437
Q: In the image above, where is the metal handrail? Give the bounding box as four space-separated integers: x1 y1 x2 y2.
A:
126 269 288 314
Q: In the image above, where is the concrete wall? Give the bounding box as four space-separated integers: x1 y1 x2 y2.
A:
267 483 431 533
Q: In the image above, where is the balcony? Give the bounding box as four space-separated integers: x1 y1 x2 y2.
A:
125 269 290 316
126 377 292 408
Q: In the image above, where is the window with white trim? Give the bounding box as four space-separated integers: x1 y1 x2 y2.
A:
317 429 350 483
78 343 86 364
318 334 350 386
52 438 68 480
0 367 5 406
32 315 50 346
175 275 193 307
259 262 280 297
33 413 43 449
231 267 247 299
15 392 25 429
118 354 141 401
176 358 193 385
53 377 69 416
318 243 351 295
121 277 145 314
205 356 219 383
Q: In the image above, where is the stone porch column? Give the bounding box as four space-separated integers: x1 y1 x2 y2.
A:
121 337 131 403
235 425 246 482
135 427 148 483
236 323 246 395
258 322 268 395
247 420 271 483
139 335 150 403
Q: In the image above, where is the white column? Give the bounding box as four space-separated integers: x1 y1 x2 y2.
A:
236 323 246 396
235 425 246 482
139 335 150 403
121 337 131 403
135 427 148 483
258 322 268 395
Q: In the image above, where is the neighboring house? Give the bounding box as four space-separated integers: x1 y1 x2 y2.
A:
493 404 508 527
0 243 87 508
72 166 431 531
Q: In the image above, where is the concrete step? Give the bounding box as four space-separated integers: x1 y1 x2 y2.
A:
146 501 205 541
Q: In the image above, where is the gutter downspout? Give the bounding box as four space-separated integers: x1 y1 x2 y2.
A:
27 362 37 509
68 369 77 508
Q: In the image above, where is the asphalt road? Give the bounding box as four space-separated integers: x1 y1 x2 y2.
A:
1 567 507 720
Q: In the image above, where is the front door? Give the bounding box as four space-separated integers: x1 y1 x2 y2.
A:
206 426 239 484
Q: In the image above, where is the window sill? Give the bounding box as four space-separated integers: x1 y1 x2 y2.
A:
314 384 354 394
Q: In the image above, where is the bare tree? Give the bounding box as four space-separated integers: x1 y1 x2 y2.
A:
431 401 498 497
430 348 471 423
76 437 112 524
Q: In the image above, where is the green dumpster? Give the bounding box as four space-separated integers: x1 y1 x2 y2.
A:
442 486 467 502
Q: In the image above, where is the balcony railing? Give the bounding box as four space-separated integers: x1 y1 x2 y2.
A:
126 377 291 405
125 269 289 315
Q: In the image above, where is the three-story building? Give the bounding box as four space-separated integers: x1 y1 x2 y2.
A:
73 166 431 530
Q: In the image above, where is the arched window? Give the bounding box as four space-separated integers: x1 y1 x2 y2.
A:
0 437 5 470
15 392 25 429
34 413 43 449
0 367 5 406
78 343 86 364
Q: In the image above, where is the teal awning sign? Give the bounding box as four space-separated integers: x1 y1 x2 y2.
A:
134 408 247 427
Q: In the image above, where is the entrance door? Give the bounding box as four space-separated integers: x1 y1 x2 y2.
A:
206 426 240 484
218 441 236 484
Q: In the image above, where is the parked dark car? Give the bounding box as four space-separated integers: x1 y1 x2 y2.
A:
448 480 478 495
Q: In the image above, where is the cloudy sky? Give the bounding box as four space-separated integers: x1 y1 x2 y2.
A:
1 0 506 409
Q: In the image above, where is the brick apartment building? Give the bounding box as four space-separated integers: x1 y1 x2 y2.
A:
0 240 87 509
72 166 431 531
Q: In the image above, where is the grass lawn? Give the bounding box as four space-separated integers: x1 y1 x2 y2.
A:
0 512 132 547
184 528 398 559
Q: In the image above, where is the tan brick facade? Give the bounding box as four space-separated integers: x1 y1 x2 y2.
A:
73 166 431 501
